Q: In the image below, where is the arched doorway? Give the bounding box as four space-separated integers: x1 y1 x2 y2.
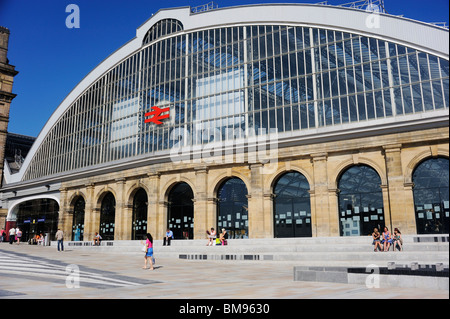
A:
132 188 148 240
217 178 248 239
72 196 85 241
412 157 449 234
273 171 312 238
100 192 116 240
167 182 194 239
14 198 59 243
338 165 385 236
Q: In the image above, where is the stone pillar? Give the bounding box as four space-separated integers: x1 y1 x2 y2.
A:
248 164 265 238
58 187 72 238
194 166 208 239
383 144 416 234
327 188 339 237
158 200 168 240
146 172 160 239
114 178 126 240
403 182 416 233
207 197 218 234
311 153 334 236
84 183 97 241
380 184 392 231
262 192 274 238
308 189 317 236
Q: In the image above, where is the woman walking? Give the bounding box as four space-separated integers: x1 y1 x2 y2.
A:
143 233 154 270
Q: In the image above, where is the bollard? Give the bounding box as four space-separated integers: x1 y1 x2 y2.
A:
436 263 444 272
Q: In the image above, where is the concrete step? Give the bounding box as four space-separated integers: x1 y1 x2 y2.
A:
156 250 449 260
152 234 449 246
55 234 449 266
60 234 449 247
60 235 449 251
153 242 448 252
294 265 449 290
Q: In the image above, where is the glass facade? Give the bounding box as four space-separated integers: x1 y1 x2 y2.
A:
132 188 148 240
22 23 449 181
217 178 249 239
338 165 385 236
100 192 116 240
15 199 59 243
413 157 449 234
167 182 194 239
273 172 311 238
72 196 85 241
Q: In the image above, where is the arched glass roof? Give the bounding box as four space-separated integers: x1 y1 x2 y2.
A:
4 4 446 184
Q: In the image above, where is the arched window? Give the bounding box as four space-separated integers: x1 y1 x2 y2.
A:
217 178 248 239
14 199 59 243
167 182 194 239
413 157 449 234
273 172 312 238
338 165 384 236
72 197 85 241
143 19 183 45
100 192 116 240
132 188 148 240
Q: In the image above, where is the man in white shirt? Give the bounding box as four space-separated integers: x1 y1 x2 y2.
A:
8 227 16 245
55 229 64 251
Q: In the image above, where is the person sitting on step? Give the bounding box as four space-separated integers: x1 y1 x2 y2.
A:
93 232 102 246
219 228 228 246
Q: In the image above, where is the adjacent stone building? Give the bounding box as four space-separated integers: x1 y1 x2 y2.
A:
0 26 19 230
0 27 19 184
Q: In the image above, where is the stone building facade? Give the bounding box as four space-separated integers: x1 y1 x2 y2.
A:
57 125 449 241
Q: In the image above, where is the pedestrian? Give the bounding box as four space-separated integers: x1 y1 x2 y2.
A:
0 228 5 243
93 232 102 246
206 227 216 246
38 233 44 245
8 227 16 245
163 228 173 246
16 228 22 245
143 233 155 270
219 228 228 246
55 228 64 252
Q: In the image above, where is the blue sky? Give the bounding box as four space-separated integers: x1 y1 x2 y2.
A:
0 0 448 137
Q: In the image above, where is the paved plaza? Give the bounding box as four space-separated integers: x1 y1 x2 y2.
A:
0 243 447 300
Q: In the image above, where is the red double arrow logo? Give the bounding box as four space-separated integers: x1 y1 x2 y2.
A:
144 106 170 125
